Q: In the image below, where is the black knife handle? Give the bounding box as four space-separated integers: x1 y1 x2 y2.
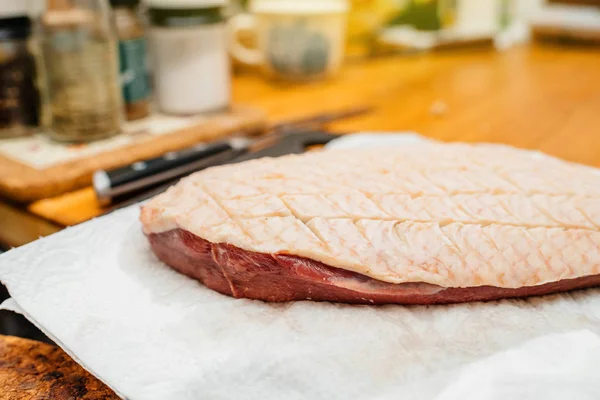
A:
94 140 243 204
113 141 233 186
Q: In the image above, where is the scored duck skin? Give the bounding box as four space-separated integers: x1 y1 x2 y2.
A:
140 142 600 304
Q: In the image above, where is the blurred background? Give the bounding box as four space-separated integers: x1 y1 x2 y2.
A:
1 0 600 340
0 0 597 140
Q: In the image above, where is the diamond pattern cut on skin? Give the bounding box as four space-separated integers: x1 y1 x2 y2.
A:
141 143 600 289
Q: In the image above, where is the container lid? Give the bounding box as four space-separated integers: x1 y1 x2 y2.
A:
144 0 227 9
0 16 32 40
249 0 348 14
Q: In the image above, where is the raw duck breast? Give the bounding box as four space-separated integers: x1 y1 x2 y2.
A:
140 142 600 305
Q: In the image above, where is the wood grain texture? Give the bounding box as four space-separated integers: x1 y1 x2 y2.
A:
9 44 600 243
233 45 600 166
0 335 118 399
0 106 266 203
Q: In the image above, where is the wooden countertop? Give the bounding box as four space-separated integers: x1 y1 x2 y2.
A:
2 43 600 248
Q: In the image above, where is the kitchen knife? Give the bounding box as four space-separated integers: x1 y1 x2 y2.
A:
93 132 294 205
94 138 249 205
94 106 372 204
102 131 340 214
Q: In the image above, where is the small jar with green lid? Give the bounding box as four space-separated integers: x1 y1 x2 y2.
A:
111 0 152 121
146 0 231 115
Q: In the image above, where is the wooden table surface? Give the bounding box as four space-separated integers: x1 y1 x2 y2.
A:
2 43 600 248
0 335 119 399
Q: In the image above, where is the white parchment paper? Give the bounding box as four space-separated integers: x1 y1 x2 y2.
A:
1 133 600 400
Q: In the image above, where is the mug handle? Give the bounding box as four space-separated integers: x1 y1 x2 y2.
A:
228 14 263 66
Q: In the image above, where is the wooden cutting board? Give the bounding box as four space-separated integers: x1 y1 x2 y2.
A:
0 335 119 399
0 106 266 203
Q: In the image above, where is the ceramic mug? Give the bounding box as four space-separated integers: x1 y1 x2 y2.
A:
228 0 349 81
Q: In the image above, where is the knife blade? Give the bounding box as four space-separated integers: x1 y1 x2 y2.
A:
225 131 340 163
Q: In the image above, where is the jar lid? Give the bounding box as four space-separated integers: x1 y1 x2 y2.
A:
147 2 226 26
0 16 32 40
144 0 227 9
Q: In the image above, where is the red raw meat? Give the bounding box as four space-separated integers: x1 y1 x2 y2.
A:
148 229 600 305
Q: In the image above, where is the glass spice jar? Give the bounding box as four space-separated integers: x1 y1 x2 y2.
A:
40 0 123 142
0 16 41 139
110 0 151 121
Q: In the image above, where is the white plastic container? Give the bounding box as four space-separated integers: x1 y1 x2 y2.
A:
146 0 231 115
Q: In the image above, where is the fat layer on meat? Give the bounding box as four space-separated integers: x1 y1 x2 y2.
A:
141 142 600 289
